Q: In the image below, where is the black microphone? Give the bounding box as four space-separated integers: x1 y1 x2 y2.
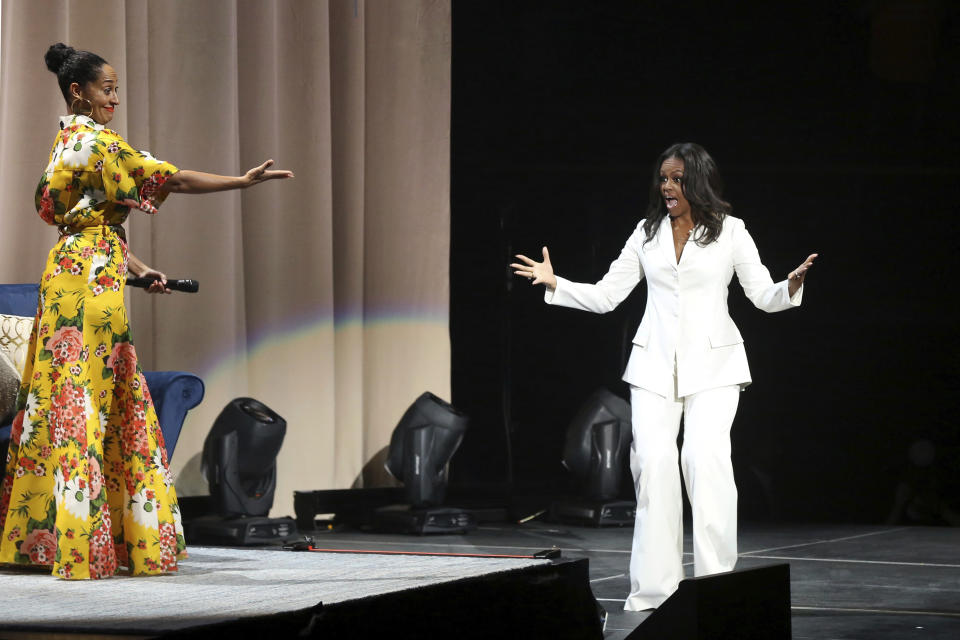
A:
126 277 199 293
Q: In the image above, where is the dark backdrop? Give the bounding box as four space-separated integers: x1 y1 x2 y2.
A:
449 1 959 523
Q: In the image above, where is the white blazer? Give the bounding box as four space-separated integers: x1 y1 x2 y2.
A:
545 215 802 398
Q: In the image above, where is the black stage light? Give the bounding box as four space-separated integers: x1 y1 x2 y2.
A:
187 398 297 545
562 388 633 500
385 392 469 507
375 392 476 534
552 388 637 526
203 397 285 517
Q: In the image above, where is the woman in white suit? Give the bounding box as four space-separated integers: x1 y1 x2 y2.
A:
512 142 817 611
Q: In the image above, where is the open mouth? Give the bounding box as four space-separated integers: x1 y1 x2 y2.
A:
665 197 678 210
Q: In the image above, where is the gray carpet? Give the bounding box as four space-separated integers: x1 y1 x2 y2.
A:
0 546 549 633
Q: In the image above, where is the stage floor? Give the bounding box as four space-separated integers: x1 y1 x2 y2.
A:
0 546 556 637
0 521 956 638
302 520 960 639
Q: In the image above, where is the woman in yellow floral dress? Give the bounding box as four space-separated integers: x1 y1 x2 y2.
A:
0 43 292 579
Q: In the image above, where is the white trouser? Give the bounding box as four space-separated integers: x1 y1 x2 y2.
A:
623 377 741 611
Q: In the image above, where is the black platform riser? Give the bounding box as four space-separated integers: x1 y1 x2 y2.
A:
161 557 603 639
627 563 791 640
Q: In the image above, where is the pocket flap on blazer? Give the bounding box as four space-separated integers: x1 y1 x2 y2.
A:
709 327 744 348
632 324 651 347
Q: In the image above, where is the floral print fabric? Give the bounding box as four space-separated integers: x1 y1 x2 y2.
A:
0 115 185 579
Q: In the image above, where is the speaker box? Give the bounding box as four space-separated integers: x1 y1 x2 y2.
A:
626 563 791 640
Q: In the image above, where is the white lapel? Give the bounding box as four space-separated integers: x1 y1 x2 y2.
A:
658 216 678 270
680 225 702 266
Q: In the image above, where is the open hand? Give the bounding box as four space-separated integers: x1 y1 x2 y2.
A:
510 246 557 290
244 159 294 187
789 253 818 283
788 253 818 295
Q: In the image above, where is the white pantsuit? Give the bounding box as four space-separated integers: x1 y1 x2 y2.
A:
545 215 802 610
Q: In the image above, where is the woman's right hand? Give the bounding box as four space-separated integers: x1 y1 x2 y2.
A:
510 246 557 290
139 267 171 294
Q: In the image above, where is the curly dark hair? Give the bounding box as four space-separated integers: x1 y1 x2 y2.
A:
45 43 108 105
641 142 731 247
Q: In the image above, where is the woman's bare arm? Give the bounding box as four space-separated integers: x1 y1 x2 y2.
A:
161 159 293 195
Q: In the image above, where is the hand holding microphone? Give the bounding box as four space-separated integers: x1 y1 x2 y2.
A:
126 277 199 293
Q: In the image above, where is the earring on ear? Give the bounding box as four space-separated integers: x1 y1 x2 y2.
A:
71 95 93 117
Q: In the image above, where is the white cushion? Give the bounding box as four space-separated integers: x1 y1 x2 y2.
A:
0 349 20 424
0 313 34 375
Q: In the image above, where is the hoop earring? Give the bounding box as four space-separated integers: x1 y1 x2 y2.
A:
71 96 93 117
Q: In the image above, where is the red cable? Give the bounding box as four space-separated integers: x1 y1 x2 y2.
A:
305 546 542 559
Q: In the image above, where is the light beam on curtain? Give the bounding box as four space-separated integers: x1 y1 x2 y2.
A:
0 0 451 516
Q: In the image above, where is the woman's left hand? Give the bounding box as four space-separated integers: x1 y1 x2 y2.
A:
243 159 295 187
788 253 818 295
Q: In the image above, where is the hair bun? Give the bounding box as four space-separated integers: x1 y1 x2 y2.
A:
45 43 75 74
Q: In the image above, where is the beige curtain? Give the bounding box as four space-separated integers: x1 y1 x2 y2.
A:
0 0 451 515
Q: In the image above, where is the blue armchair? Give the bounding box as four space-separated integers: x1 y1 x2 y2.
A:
0 283 203 465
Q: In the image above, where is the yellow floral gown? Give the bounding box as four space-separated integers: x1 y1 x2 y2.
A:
0 114 186 579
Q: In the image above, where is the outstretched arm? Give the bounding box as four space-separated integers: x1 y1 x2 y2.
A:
733 219 816 311
161 159 294 195
511 226 645 314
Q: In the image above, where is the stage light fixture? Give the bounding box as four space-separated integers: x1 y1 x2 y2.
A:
376 391 476 533
187 397 296 545
552 388 636 526
202 397 285 517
